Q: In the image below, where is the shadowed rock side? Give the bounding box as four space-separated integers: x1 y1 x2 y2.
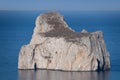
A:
18 12 110 71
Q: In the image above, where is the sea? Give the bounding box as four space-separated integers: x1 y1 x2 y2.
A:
0 11 120 80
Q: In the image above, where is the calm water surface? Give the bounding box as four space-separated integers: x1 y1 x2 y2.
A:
0 11 120 80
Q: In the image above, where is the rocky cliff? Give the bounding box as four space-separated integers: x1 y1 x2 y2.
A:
18 12 110 71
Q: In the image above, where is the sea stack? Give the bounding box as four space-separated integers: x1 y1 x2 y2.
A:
18 12 110 71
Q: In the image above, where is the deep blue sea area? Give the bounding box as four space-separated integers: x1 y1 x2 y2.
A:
0 11 120 80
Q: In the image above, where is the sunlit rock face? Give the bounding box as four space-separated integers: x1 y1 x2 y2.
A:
18 12 110 71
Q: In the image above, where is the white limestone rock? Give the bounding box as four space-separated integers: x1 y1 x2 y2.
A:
18 12 110 71
81 29 88 33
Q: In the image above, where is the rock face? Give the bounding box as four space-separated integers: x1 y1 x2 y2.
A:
18 12 110 71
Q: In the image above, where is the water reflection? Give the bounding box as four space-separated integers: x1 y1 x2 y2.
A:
18 70 110 80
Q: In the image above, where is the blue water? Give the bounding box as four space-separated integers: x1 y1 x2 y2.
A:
0 11 120 80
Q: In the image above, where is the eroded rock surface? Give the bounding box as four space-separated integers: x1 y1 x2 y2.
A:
18 12 110 71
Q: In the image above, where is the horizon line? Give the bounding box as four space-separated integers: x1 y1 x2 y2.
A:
0 9 120 12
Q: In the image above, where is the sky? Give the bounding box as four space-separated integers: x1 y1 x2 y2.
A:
0 0 120 11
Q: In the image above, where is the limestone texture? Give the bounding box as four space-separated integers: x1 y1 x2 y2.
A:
18 12 110 71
